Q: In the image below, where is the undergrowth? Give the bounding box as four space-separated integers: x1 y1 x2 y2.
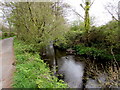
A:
13 38 68 88
74 44 120 62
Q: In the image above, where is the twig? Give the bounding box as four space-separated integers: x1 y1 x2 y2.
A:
80 4 85 10
105 7 119 21
90 0 96 7
110 47 119 69
72 9 84 20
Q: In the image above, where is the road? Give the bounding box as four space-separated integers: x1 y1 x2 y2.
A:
0 37 15 89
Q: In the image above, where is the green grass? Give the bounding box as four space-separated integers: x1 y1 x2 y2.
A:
0 32 16 40
13 38 68 88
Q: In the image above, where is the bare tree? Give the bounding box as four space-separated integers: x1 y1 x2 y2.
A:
105 0 120 41
119 1 120 21
105 0 119 21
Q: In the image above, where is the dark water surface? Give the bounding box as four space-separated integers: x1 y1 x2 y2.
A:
43 43 116 88
43 43 85 88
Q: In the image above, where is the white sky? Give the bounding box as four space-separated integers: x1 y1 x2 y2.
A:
64 0 119 26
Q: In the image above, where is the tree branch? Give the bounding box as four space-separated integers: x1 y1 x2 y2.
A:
80 4 85 10
110 47 119 69
90 0 96 7
72 9 84 20
106 7 119 21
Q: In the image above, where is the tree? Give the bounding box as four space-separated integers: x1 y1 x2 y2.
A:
71 0 95 45
105 0 120 41
3 1 68 51
118 1 120 40
105 0 119 21
72 0 95 33
81 0 90 33
80 0 95 44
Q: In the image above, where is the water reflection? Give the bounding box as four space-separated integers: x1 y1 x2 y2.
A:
58 55 84 88
46 41 56 74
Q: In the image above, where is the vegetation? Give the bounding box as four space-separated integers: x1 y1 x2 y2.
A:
1 32 16 39
84 59 119 88
1 0 119 88
3 2 68 51
13 38 67 88
54 19 120 87
56 20 120 61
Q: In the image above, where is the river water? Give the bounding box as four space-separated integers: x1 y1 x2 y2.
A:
43 42 118 88
58 55 84 88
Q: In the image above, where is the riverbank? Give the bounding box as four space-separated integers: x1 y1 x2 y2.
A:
13 38 68 88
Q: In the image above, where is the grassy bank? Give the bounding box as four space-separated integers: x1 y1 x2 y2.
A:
13 38 67 88
0 32 16 40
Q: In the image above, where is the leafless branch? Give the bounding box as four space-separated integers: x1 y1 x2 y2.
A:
72 9 84 20
110 47 119 69
105 7 119 21
80 4 85 10
90 0 96 7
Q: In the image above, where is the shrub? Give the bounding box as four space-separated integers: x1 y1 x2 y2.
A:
2 32 16 39
74 44 119 61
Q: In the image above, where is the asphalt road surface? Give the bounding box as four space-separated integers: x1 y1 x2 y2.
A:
0 37 15 89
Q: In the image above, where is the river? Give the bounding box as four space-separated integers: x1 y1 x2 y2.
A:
42 42 119 88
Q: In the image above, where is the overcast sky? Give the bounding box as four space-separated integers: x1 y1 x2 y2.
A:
64 0 119 26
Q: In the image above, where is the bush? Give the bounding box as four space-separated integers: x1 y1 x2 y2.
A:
74 44 118 61
2 32 16 39
13 38 68 88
